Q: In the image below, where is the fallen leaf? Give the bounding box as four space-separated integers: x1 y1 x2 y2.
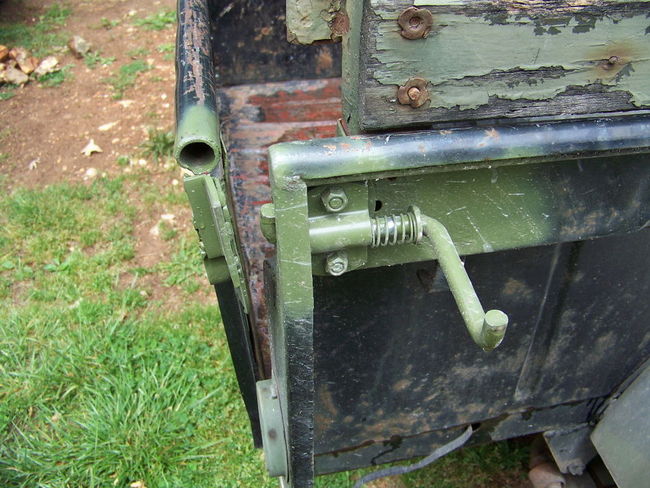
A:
81 140 103 157
34 56 59 77
0 45 9 62
98 121 118 131
28 158 40 170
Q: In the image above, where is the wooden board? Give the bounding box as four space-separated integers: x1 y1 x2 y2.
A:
342 0 650 132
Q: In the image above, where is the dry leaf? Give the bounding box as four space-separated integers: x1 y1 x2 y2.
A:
98 121 118 131
18 56 38 75
81 140 103 157
0 45 8 62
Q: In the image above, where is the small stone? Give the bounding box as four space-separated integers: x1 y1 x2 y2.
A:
160 213 175 222
68 36 92 58
171 179 179 186
149 225 160 237
0 45 8 62
8 47 27 61
117 99 134 108
4 65 29 85
81 139 103 156
137 159 147 167
84 167 98 178
18 56 38 75
34 56 59 77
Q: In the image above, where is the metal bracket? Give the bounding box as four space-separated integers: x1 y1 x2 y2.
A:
184 174 250 313
261 188 508 351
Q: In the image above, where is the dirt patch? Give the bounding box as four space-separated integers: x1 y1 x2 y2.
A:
1 0 177 190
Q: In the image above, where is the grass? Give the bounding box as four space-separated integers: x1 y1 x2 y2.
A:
0 89 16 101
0 175 529 487
37 65 72 87
134 10 176 31
0 3 71 58
127 47 150 59
84 52 116 69
104 60 151 99
140 128 175 164
0 176 273 487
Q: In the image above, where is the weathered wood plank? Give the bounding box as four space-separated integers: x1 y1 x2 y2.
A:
286 0 347 44
343 0 650 132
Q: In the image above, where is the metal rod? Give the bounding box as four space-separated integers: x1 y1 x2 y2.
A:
421 215 508 351
269 115 650 182
174 0 221 174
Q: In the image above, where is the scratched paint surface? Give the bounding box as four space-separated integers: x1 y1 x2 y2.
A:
370 4 650 110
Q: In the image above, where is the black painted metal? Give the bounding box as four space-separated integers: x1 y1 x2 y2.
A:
311 230 650 472
214 281 262 448
208 0 341 86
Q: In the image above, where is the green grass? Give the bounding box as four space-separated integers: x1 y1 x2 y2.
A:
126 47 150 59
84 52 116 69
0 176 273 487
0 89 16 101
37 65 72 87
140 128 175 164
0 3 71 57
133 10 176 31
104 60 151 99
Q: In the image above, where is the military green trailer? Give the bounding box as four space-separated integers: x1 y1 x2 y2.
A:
174 1 650 486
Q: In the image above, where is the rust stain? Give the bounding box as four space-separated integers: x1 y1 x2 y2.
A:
316 47 334 75
330 10 350 38
484 128 500 140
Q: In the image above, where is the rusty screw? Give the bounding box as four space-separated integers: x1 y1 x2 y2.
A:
397 78 429 109
398 7 434 40
608 55 619 65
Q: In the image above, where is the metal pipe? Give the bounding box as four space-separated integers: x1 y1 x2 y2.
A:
174 0 221 174
269 115 650 182
421 215 508 351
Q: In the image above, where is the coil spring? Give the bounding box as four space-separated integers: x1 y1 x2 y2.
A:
370 209 422 247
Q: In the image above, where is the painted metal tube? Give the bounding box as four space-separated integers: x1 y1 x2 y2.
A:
421 215 508 351
174 0 221 174
269 115 650 182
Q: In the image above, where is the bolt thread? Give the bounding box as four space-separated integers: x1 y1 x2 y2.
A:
371 211 422 248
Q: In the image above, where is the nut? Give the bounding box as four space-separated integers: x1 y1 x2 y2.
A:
398 7 434 40
321 186 348 212
397 78 430 108
325 251 348 276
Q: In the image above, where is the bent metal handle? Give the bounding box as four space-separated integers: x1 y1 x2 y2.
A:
420 214 508 351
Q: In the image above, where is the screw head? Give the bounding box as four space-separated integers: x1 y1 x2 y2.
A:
398 7 434 40
321 186 348 213
325 251 348 276
397 78 430 108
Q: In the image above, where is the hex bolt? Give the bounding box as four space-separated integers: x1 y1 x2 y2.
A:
398 7 434 40
397 78 430 108
325 251 348 276
321 186 348 213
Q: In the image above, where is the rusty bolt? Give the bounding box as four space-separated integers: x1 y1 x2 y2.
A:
321 186 348 212
325 251 348 276
398 7 434 40
608 55 619 65
397 78 429 108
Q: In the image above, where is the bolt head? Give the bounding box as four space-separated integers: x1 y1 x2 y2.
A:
397 78 429 108
321 186 348 213
398 7 434 40
325 252 348 276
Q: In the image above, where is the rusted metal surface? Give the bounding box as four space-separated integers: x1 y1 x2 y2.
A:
397 7 435 40
219 78 342 376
